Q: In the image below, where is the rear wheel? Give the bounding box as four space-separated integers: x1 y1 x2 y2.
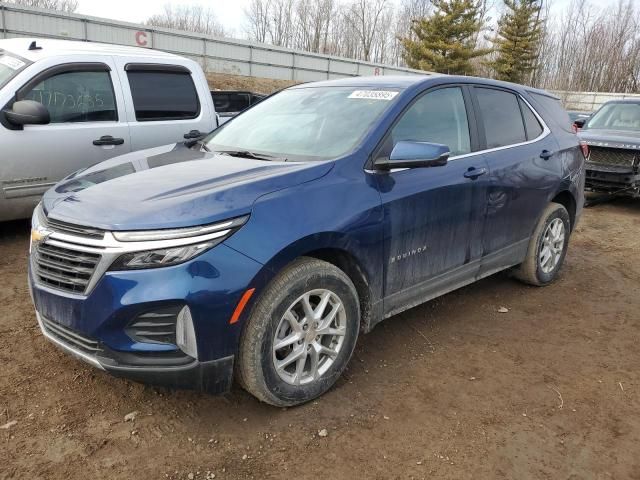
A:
513 203 571 286
237 257 359 406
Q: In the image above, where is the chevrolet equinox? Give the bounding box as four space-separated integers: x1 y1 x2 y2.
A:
28 75 586 406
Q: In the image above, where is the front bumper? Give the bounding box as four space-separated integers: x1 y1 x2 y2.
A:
36 311 234 392
585 162 640 195
29 241 265 393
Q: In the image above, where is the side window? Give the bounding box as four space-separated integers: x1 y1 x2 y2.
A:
127 70 199 121
475 88 526 148
22 70 117 123
520 98 544 140
389 87 471 156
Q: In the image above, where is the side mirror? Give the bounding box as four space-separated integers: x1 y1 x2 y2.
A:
574 119 586 129
3 100 50 127
375 141 450 170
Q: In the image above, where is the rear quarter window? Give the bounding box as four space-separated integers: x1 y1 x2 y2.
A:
528 92 573 133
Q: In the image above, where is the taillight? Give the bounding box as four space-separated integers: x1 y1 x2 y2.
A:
579 141 589 159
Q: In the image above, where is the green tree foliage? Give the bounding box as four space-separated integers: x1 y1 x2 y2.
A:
401 0 489 75
488 0 544 83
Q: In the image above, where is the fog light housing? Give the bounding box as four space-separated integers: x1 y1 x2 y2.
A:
176 306 198 359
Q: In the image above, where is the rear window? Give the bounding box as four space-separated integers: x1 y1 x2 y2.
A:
529 92 573 132
475 87 527 148
127 71 199 121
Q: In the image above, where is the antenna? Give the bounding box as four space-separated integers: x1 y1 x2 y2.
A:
28 41 42 51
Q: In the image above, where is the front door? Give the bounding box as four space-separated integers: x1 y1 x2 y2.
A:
1 57 131 219
373 86 490 317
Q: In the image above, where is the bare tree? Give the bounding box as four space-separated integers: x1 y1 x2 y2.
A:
5 0 78 12
146 4 225 37
245 0 272 43
535 0 640 93
344 0 391 61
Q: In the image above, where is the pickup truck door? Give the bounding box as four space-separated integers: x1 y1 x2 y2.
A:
373 86 490 317
0 55 131 219
113 59 216 151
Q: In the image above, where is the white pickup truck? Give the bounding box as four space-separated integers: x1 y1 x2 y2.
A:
0 38 218 221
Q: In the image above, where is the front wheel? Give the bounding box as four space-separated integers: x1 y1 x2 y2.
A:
513 203 571 286
237 257 360 406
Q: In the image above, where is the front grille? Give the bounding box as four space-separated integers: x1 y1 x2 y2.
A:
41 316 101 354
45 217 105 239
33 243 101 294
588 147 639 169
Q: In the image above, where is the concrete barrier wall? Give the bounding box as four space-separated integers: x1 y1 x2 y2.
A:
552 90 640 112
0 2 429 81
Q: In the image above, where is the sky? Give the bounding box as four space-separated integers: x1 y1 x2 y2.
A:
74 0 622 39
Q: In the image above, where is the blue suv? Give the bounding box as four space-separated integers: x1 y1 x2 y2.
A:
29 75 585 406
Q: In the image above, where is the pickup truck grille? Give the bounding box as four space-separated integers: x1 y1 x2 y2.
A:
33 243 101 294
588 147 639 169
41 315 101 354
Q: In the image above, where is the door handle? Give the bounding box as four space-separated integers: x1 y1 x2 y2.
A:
184 130 205 139
464 167 488 179
540 150 554 160
93 135 124 146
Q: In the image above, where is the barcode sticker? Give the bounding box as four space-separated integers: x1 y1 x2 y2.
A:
0 56 25 71
348 90 399 101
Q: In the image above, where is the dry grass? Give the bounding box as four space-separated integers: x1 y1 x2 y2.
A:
206 72 300 95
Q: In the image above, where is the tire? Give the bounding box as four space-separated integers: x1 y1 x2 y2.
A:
513 203 571 286
237 257 360 406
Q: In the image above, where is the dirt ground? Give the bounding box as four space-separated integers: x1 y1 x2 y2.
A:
1 198 639 480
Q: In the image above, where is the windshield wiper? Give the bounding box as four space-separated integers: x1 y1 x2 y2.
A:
216 150 287 162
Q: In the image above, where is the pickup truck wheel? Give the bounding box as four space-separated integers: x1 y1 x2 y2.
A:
237 257 359 406
513 203 571 286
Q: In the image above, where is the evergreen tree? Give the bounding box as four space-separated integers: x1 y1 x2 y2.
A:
488 0 544 83
401 0 489 75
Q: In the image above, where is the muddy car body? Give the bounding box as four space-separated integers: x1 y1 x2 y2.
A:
29 75 585 406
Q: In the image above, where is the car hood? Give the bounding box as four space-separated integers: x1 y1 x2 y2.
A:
43 143 333 230
579 128 640 149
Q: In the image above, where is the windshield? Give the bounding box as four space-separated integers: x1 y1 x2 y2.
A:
0 52 27 89
204 86 401 161
586 102 640 132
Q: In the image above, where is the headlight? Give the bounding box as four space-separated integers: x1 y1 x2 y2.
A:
108 215 248 271
109 241 217 270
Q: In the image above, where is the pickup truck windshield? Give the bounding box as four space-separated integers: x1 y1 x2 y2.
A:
586 102 640 132
0 53 27 89
204 86 401 161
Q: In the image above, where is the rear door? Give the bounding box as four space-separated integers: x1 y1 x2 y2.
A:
114 60 214 151
0 56 130 219
471 86 562 275
374 85 491 316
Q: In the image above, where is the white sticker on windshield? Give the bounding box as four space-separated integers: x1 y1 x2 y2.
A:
348 90 399 101
0 56 25 71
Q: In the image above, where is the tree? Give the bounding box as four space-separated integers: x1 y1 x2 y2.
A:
401 0 489 75
146 4 225 37
6 0 77 12
488 0 544 83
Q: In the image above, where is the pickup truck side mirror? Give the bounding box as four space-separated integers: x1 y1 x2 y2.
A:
573 118 587 129
374 141 450 170
3 100 50 127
